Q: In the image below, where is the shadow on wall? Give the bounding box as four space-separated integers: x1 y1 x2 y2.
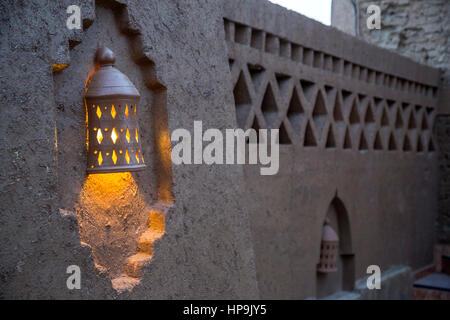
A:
316 196 355 298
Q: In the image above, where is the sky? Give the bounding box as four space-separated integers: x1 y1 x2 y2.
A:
268 0 332 25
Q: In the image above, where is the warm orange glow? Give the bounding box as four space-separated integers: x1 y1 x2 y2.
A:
112 150 117 164
134 104 137 116
80 172 142 215
97 105 102 119
135 150 140 163
125 104 129 118
135 128 139 143
97 128 103 144
125 149 130 164
111 105 117 119
98 151 103 165
111 128 118 144
126 128 131 143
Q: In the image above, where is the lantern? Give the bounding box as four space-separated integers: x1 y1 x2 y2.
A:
85 46 146 173
317 218 339 273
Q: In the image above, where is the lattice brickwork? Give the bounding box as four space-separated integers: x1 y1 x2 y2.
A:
225 19 437 153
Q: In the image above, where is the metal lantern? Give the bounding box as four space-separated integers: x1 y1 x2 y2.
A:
317 218 339 273
85 46 146 173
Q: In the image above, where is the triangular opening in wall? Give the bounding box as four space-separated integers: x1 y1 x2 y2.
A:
388 133 397 151
421 113 429 130
287 90 304 131
358 94 367 103
428 137 435 152
303 121 317 147
408 111 417 129
334 96 344 122
260 84 278 127
365 105 375 123
300 79 315 102
348 100 360 125
386 99 396 109
312 91 328 136
247 63 265 93
395 108 403 129
402 102 410 110
324 85 335 103
313 91 327 117
403 134 412 151
325 125 336 149
275 73 291 98
233 71 252 128
341 89 352 105
343 127 352 149
279 121 292 145
374 131 383 150
381 108 389 127
359 132 368 150
417 136 424 152
373 97 383 109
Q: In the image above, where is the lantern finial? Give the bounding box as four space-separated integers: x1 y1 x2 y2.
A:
95 46 116 66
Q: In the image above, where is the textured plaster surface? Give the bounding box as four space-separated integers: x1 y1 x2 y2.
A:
0 0 258 299
0 0 444 300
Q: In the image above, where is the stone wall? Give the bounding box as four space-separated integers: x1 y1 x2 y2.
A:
357 0 449 86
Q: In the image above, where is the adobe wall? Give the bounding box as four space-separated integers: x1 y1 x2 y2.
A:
224 0 441 299
0 0 258 299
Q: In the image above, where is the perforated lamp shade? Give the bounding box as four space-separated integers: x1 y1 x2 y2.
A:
85 46 146 173
317 218 339 273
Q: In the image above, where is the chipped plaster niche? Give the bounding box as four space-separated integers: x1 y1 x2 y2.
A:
52 0 174 293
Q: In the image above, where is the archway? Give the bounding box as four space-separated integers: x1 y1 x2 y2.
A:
316 196 355 298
